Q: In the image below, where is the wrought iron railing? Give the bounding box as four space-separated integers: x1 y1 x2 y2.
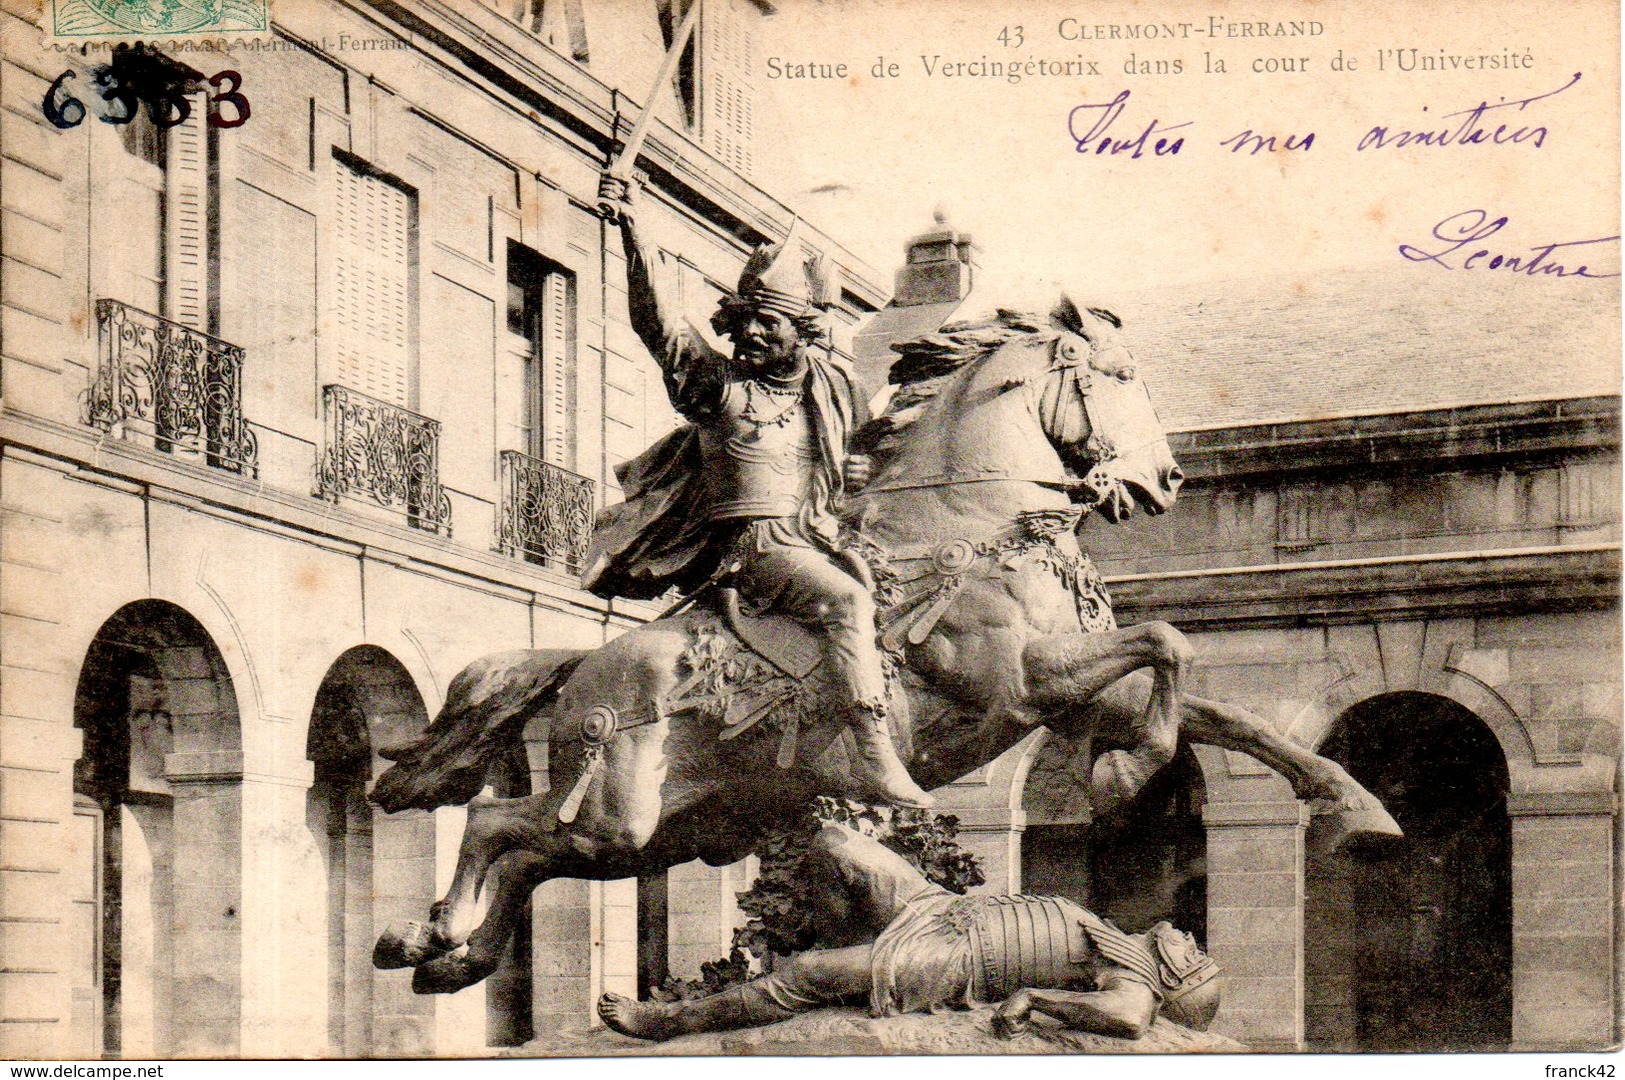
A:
82 299 258 475
315 385 453 535
496 450 595 571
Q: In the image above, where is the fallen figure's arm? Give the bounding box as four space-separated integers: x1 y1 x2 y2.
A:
991 975 1160 1040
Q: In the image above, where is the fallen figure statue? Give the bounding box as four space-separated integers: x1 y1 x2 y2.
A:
598 824 1222 1042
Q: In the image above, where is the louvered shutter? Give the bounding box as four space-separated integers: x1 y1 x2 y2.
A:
164 92 208 329
700 0 754 176
539 270 573 466
332 160 414 407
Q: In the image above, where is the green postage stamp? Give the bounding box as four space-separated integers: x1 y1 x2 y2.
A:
46 0 270 42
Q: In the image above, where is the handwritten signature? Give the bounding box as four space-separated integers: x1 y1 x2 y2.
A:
1399 210 1619 279
1358 72 1579 151
1067 90 1191 158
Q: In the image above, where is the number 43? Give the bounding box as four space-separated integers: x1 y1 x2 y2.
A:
997 25 1024 47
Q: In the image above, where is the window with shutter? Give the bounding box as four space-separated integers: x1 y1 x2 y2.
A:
507 244 576 468
96 109 165 315
331 153 417 409
164 92 209 331
699 0 754 176
538 270 574 465
656 0 698 128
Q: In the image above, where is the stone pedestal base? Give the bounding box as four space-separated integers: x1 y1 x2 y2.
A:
509 1007 1247 1057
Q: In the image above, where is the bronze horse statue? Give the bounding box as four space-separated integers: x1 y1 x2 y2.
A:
370 301 1401 995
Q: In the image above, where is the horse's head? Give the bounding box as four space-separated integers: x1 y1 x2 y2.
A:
860 302 1181 524
1041 296 1182 521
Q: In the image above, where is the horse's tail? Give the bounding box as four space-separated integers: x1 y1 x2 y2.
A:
370 649 587 813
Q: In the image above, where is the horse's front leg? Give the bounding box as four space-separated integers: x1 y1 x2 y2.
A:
375 793 548 969
1023 620 1191 812
1178 692 1402 850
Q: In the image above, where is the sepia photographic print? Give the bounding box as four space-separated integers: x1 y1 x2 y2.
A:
0 0 1617 1064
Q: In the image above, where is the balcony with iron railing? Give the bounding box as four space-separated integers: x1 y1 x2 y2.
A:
495 449 595 573
81 299 258 475
314 384 453 536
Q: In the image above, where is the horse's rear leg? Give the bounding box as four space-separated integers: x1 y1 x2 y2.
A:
1024 621 1190 813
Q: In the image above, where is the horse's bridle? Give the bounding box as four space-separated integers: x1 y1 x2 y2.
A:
859 332 1117 510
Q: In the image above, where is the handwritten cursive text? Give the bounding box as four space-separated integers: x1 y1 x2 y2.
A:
1399 210 1619 279
1068 90 1192 158
1357 72 1580 151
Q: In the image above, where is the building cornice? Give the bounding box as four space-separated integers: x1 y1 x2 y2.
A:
1170 396 1620 484
348 0 887 308
0 415 658 627
1107 543 1621 630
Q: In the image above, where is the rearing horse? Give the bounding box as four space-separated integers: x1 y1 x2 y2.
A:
370 301 1400 996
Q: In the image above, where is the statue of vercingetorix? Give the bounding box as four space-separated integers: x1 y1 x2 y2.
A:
583 174 932 809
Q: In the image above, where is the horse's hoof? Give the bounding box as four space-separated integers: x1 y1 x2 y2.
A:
374 921 445 970
412 950 489 995
1091 749 1152 815
1308 800 1404 859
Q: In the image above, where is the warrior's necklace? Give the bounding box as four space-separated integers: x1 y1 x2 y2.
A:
741 378 803 436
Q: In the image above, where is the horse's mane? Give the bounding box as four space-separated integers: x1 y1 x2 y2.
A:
886 309 1055 388
854 310 1056 457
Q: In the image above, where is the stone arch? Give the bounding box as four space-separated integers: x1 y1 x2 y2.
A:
1304 669 1537 783
1305 691 1512 1052
71 600 244 1058
306 646 432 1056
1000 728 1050 816
1283 621 1539 783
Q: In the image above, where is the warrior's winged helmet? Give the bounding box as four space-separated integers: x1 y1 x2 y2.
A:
1149 921 1222 1031
711 219 838 340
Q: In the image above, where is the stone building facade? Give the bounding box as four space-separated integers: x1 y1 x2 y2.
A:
0 0 886 1057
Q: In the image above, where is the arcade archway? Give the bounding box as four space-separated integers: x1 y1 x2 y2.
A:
1020 735 1208 939
307 646 532 1052
1305 691 1512 1052
72 600 243 1058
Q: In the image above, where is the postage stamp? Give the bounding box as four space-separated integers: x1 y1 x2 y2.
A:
45 0 270 43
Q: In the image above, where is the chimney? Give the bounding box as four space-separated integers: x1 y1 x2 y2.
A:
891 208 977 307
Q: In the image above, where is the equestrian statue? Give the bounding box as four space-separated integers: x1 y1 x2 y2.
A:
367 177 1401 999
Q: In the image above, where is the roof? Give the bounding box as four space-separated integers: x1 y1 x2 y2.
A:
852 299 967 394
1105 267 1621 432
